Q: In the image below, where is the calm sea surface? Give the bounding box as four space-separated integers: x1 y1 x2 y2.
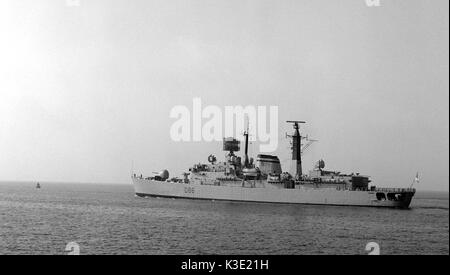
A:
0 181 448 255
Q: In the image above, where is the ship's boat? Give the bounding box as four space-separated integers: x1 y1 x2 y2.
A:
267 174 281 183
242 168 259 179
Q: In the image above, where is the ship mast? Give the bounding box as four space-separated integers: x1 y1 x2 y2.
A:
243 120 250 168
287 121 306 179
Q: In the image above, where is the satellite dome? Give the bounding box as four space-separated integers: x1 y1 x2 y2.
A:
157 170 169 180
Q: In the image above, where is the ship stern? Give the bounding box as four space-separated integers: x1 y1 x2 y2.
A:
373 188 416 209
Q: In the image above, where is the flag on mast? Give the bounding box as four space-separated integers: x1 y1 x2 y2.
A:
410 172 420 188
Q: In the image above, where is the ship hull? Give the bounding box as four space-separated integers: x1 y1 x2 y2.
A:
132 177 414 209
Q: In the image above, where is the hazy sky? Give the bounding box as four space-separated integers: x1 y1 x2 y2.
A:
0 0 448 191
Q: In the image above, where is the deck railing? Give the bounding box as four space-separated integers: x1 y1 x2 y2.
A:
374 188 416 193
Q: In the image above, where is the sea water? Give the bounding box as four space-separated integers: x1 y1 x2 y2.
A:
0 181 448 255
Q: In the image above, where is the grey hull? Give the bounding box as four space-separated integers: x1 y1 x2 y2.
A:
132 177 415 209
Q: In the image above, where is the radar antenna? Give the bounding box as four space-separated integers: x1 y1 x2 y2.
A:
301 137 318 156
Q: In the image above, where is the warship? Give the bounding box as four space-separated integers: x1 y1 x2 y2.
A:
132 121 416 208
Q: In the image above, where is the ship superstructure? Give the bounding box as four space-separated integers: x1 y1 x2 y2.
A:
132 121 415 208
